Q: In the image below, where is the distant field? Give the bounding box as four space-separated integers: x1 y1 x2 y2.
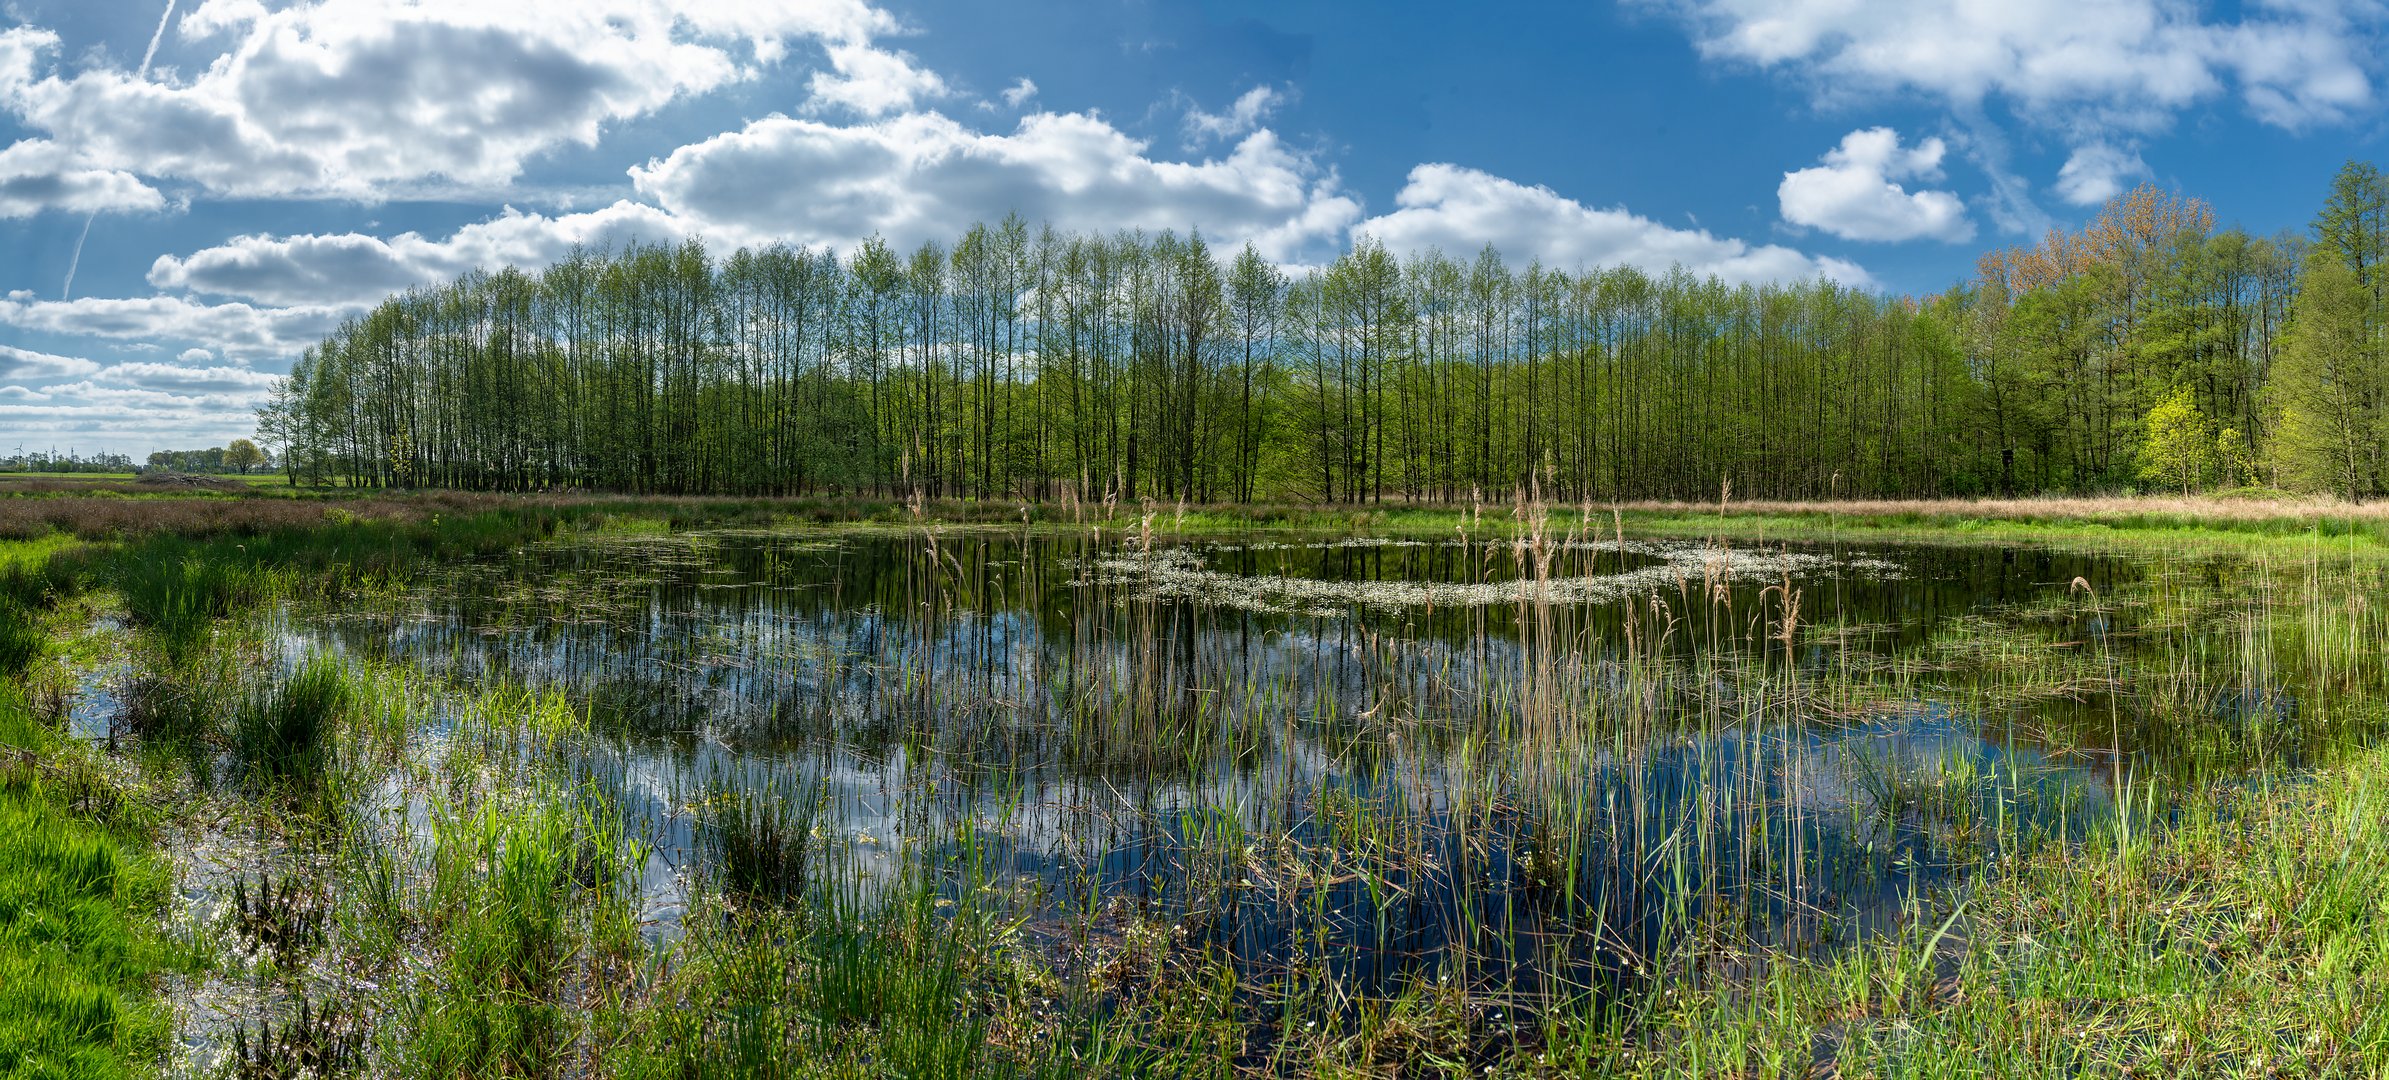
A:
0 471 289 486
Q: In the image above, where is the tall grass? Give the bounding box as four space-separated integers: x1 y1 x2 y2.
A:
231 656 348 790
699 776 824 908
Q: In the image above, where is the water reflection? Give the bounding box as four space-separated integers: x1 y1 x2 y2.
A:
292 530 2148 1008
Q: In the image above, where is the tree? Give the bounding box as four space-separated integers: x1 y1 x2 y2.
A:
2136 386 2215 495
2313 161 2388 307
224 438 267 475
2267 255 2386 500
1225 244 1283 503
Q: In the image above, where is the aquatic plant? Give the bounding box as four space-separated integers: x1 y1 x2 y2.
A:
232 657 348 790
699 775 825 909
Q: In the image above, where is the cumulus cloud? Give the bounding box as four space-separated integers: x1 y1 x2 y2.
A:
0 0 900 201
0 126 167 219
807 42 949 116
1650 0 2381 224
89 361 283 395
1000 77 1037 109
0 381 280 445
0 294 345 361
1356 163 1869 286
2053 142 2151 206
149 200 694 307
631 110 1362 263
1185 85 1284 144
1778 127 1972 243
0 343 101 381
1655 0 2375 127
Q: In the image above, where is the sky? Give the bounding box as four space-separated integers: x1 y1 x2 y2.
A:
1 0 2384 457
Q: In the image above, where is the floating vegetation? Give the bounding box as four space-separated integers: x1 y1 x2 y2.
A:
1083 537 1899 617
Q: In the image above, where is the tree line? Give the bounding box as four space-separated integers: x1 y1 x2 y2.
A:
146 440 270 476
259 161 2389 502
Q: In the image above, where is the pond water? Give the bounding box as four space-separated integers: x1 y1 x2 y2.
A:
275 528 2263 1014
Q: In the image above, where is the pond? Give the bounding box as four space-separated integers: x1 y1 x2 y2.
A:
265 525 2245 1022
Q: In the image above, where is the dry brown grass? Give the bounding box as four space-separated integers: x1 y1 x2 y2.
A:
7 480 2379 543
0 491 497 539
1619 494 2389 524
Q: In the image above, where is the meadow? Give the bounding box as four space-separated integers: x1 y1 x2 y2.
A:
3 481 2388 1076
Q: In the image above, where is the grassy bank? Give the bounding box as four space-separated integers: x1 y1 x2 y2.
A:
0 543 179 1079
1625 740 2389 1075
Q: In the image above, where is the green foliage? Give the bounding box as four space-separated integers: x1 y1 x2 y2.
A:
2135 385 2216 494
699 776 823 907
2268 255 2388 499
276 230 1987 502
401 797 617 1076
0 600 37 677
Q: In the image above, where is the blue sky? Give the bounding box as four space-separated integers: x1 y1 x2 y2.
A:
2 0 2383 455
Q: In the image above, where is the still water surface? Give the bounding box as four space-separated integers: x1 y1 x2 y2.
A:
286 529 2180 1004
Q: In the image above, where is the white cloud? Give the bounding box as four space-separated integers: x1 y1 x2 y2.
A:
1185 85 1283 144
0 343 100 380
631 110 1362 263
1651 0 2381 224
0 25 50 90
1656 0 2375 127
1000 77 1037 109
0 294 344 361
1778 127 1972 243
88 361 283 395
0 139 166 217
149 200 694 307
0 383 278 445
807 42 949 116
0 0 901 201
178 347 215 363
1356 163 1870 286
2053 142 2150 206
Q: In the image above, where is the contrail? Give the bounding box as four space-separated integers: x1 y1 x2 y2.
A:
62 0 178 301
137 0 179 72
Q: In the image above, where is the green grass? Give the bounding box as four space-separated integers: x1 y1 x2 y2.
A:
232 656 349 792
0 689 175 1080
1610 740 2389 1075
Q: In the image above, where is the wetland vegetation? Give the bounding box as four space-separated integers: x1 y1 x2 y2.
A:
5 483 2389 1075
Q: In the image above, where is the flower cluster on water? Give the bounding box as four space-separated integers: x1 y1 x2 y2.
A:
1082 539 1899 618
